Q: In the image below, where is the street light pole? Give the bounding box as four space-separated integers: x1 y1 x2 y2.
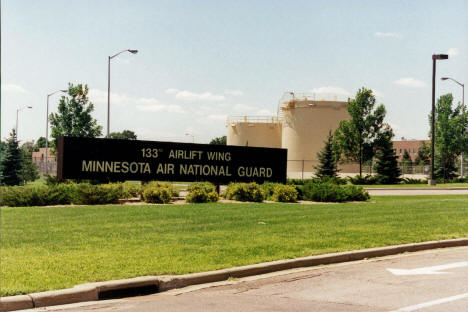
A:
429 54 449 186
15 105 33 138
441 77 465 177
107 49 138 138
45 90 67 175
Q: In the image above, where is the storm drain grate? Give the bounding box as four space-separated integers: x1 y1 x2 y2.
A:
98 285 159 300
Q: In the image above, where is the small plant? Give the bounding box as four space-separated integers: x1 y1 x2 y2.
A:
141 181 175 204
225 182 264 202
185 182 219 203
271 184 298 202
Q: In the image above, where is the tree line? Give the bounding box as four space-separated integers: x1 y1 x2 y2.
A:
314 88 468 183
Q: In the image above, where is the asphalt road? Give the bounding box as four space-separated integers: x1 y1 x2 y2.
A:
32 246 468 312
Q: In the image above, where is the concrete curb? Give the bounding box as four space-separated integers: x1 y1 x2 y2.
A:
1 238 467 311
364 187 468 191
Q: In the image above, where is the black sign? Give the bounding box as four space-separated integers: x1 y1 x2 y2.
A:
57 137 287 184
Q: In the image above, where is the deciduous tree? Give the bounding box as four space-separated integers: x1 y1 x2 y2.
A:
209 136 227 145
49 83 102 147
109 130 137 140
334 88 386 176
429 93 468 181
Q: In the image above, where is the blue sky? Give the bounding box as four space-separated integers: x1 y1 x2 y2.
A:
2 0 467 143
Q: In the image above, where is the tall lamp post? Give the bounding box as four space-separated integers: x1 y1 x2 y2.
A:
16 105 33 138
185 133 195 143
45 90 67 175
107 49 138 138
441 77 465 177
429 54 449 186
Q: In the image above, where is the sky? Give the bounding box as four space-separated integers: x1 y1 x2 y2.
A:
2 0 467 144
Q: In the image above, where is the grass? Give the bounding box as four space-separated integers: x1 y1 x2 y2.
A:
1 195 468 296
360 183 468 189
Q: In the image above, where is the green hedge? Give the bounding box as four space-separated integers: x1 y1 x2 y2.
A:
185 182 219 203
302 182 369 202
225 182 264 202
1 184 76 207
74 184 120 205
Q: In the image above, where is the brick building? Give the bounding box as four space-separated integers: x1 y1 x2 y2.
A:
392 139 430 162
32 147 57 177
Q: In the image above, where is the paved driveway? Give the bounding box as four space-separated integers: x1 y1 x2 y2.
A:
33 247 468 312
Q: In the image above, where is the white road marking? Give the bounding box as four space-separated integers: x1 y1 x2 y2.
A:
387 261 468 275
389 292 468 311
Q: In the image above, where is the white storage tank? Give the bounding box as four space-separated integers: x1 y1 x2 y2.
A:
280 94 349 173
227 116 282 148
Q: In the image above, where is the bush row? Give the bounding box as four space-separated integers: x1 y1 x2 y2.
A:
1 180 370 207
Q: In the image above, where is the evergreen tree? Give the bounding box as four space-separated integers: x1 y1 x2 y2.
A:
20 148 39 183
1 130 23 185
314 130 339 178
374 126 401 184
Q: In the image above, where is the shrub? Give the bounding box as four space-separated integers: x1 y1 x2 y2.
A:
261 182 282 200
0 184 77 207
122 182 142 198
185 182 219 203
348 175 379 185
141 181 175 204
271 184 298 202
287 177 346 186
401 178 427 184
302 182 369 202
225 182 264 202
74 183 120 205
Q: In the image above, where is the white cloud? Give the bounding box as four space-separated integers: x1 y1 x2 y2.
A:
89 88 130 105
374 32 402 39
165 88 179 94
3 84 28 94
206 114 228 121
136 103 185 113
166 89 226 101
225 90 244 96
309 86 352 97
447 48 459 57
233 103 255 111
89 88 185 113
394 77 426 88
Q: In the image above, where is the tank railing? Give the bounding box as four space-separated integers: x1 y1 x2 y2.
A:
227 116 280 125
278 92 349 109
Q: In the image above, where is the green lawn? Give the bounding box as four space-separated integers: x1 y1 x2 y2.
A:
361 183 468 189
1 196 468 296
